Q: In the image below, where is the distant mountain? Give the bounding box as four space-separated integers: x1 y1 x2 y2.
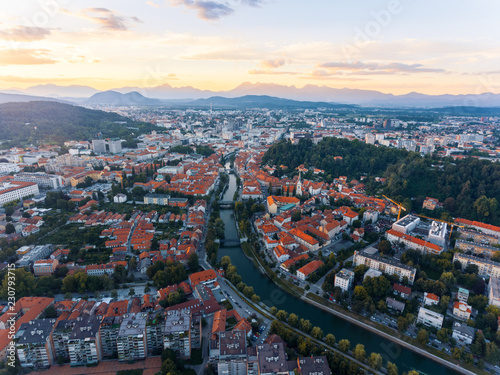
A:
85 91 163 106
0 101 159 146
13 84 100 98
187 95 355 109
6 82 500 108
0 92 68 105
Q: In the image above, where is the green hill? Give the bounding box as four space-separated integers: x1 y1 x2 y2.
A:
0 101 159 147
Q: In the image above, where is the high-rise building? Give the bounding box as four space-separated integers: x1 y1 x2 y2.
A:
99 316 123 358
92 139 107 154
116 313 147 362
16 319 56 369
108 140 123 154
13 172 63 189
67 316 101 366
164 309 191 359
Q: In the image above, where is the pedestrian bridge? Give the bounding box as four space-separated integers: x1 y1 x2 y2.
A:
219 201 235 208
219 238 241 246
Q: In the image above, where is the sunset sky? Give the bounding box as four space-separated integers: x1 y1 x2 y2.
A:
1 0 500 94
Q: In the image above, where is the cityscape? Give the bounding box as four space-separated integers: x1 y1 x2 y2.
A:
1 2 500 375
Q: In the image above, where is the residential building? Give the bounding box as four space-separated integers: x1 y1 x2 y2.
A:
488 276 500 308
266 196 300 215
453 302 472 320
15 319 56 369
296 260 324 281
427 221 447 247
146 315 165 356
256 342 289 375
386 297 405 314
67 316 101 366
0 179 39 206
457 287 469 303
455 240 497 258
289 228 319 251
294 356 332 375
189 269 217 287
423 292 439 306
417 307 444 330
51 319 76 362
108 140 122 154
393 284 412 299
452 323 475 345
33 259 58 276
353 250 416 284
114 193 127 203
116 313 148 362
92 139 107 154
455 218 500 237
143 194 170 206
164 309 191 359
334 269 354 292
363 268 382 280
386 229 443 255
14 172 63 189
99 316 123 358
217 330 248 375
453 253 500 278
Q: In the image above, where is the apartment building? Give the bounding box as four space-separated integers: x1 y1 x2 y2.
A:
353 250 416 284
51 319 76 362
116 313 148 362
146 315 164 356
334 269 355 292
296 260 324 281
386 229 443 255
33 259 59 276
164 309 192 359
455 240 497 258
0 179 39 206
217 330 248 375
488 276 500 308
14 172 63 189
143 194 170 206
453 253 500 278
16 319 56 369
99 316 123 358
67 316 101 366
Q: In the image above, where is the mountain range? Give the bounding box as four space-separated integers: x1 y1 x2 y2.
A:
2 82 500 107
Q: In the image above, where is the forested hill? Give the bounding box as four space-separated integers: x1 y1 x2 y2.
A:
262 138 500 224
0 101 159 147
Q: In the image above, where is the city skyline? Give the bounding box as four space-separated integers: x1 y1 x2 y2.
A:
1 0 500 95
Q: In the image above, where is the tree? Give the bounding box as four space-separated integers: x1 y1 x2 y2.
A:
417 329 429 345
299 319 312 334
288 313 299 327
42 305 57 318
368 352 383 370
311 326 324 340
353 344 366 362
325 333 336 347
111 290 118 299
276 310 288 321
485 342 500 363
352 220 361 229
338 339 350 353
129 288 135 296
270 306 278 316
5 223 15 234
378 240 392 255
188 252 199 270
387 362 398 375
129 257 137 271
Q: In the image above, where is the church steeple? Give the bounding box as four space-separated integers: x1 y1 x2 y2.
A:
296 171 303 196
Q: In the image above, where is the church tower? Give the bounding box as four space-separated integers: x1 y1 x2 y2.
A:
296 171 303 196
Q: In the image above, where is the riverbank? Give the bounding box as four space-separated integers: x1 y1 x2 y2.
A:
238 218 483 375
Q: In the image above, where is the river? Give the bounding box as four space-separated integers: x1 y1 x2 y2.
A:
218 173 457 375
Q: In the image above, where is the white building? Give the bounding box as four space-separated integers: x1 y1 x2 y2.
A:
108 140 122 154
14 172 63 189
0 180 39 206
488 276 500 308
363 210 379 224
453 301 472 320
423 292 439 306
452 323 474 345
334 269 354 292
363 268 382 281
0 163 20 174
427 221 447 247
392 214 420 234
453 253 500 278
353 250 416 284
114 193 127 203
417 307 444 330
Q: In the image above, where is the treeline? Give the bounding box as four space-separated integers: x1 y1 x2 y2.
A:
262 138 500 224
0 101 160 147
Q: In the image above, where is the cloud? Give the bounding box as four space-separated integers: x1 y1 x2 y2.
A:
65 8 142 31
146 1 161 8
171 0 234 20
248 69 297 75
0 26 51 41
181 47 259 60
0 49 57 66
318 61 447 75
170 0 267 20
260 58 285 69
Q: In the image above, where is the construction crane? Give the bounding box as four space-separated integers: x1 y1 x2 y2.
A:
416 214 465 241
382 195 407 221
